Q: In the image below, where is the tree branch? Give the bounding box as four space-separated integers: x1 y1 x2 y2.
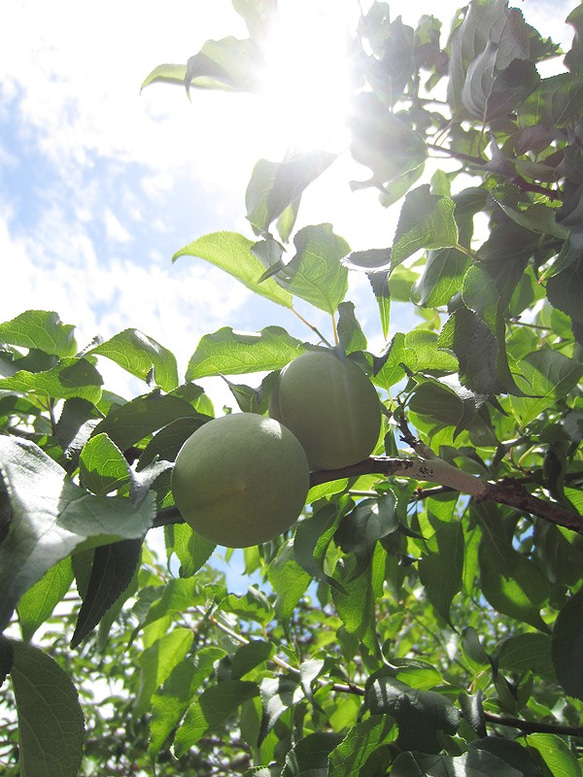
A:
484 711 583 738
153 456 583 534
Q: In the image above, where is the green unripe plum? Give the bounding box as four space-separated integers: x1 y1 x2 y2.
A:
171 412 310 548
270 350 381 471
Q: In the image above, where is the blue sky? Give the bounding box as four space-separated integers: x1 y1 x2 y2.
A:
0 1 576 585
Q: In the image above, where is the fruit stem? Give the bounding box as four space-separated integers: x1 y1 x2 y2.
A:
292 308 334 347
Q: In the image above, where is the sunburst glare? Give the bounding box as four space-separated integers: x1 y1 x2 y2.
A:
259 0 356 155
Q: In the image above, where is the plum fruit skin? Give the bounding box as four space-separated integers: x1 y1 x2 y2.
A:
270 350 381 471
171 413 310 548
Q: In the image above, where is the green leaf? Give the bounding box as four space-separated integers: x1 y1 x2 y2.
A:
167 523 216 577
477 505 549 631
337 301 367 354
552 587 583 701
134 627 194 718
391 186 459 269
439 306 520 395
418 517 464 627
349 92 426 187
149 646 225 755
230 640 274 681
186 36 263 93
365 674 460 753
335 495 399 580
93 391 200 450
547 259 583 326
174 680 259 756
186 326 306 380
274 224 350 314
498 633 556 682
0 310 77 357
281 733 343 777
328 716 394 777
17 557 74 642
141 62 186 89
246 152 336 235
332 553 380 656
527 733 582 777
71 538 142 648
221 587 274 627
392 749 526 776
413 247 470 308
232 0 277 39
268 542 311 621
368 271 391 339
173 231 293 308
88 329 179 391
10 639 85 777
0 436 154 630
0 357 103 403
511 350 583 427
79 433 130 496
259 675 304 741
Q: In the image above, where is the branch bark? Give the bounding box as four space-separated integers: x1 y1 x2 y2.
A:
153 455 583 534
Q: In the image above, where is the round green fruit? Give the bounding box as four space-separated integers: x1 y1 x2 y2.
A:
171 412 310 548
270 350 381 471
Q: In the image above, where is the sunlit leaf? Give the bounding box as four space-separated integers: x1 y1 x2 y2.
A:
173 231 293 308
89 329 179 391
0 310 77 357
186 326 306 379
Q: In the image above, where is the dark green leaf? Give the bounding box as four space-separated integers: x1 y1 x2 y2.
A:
186 326 305 380
93 391 199 449
174 680 259 756
332 553 380 656
418 517 464 626
552 587 583 700
149 646 225 756
439 306 521 395
281 732 343 777
477 505 549 631
138 415 210 469
498 633 556 682
328 716 394 777
365 674 460 753
71 538 142 648
10 639 85 777
392 749 525 776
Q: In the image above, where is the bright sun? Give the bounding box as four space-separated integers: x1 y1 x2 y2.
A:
259 0 356 155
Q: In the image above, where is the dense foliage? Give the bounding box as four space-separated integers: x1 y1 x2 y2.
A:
2 0 583 774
